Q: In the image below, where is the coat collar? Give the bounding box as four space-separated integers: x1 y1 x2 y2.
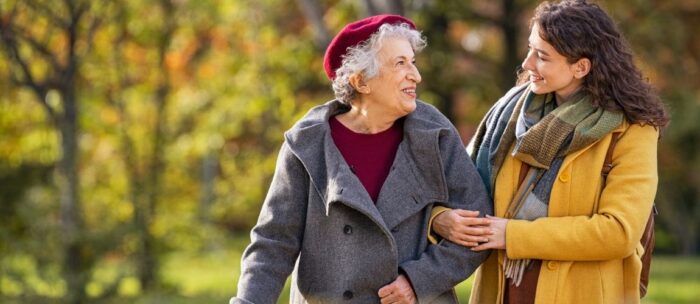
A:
284 100 451 229
560 119 630 170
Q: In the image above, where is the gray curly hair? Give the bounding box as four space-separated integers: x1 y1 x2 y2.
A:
331 23 427 105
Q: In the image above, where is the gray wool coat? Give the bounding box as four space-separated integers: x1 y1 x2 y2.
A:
231 100 492 304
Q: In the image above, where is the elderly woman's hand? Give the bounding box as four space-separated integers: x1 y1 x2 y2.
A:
433 209 492 247
471 215 507 251
378 274 416 304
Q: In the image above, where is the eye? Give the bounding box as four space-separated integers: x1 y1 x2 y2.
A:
396 60 405 66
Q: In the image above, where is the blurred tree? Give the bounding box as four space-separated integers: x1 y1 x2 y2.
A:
607 0 700 255
98 0 220 290
414 0 534 136
0 0 698 302
0 0 100 302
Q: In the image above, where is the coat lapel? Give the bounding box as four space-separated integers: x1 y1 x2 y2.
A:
285 101 389 229
285 99 450 231
375 113 449 229
325 160 387 229
375 143 428 229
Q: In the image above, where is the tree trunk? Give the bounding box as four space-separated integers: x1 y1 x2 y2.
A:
500 0 521 90
58 89 87 304
138 84 168 290
295 0 331 49
386 0 405 15
360 0 380 16
199 151 217 223
136 1 175 289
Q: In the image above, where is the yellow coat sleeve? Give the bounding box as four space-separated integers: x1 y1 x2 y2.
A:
427 206 451 244
505 124 658 261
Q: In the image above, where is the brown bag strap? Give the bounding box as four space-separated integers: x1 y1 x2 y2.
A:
602 133 621 182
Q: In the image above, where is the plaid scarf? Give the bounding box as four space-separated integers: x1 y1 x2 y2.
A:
469 84 623 285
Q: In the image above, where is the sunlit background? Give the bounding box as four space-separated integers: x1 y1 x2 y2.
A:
1 0 699 303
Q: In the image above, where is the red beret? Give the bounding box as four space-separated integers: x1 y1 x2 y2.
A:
323 14 416 80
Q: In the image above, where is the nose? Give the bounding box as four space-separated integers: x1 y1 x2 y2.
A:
522 49 535 71
408 62 422 84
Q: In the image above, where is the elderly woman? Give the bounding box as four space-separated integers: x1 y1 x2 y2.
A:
231 15 491 304
431 1 669 303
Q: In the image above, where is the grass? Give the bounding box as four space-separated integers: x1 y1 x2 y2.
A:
1 236 699 303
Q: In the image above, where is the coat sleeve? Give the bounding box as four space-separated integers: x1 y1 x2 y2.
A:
505 124 658 261
231 142 309 304
399 127 494 303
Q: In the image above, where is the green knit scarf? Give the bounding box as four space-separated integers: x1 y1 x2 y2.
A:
501 86 624 285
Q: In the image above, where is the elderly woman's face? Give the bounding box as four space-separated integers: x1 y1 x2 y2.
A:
364 37 422 117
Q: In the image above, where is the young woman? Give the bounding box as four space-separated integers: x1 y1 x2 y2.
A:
431 1 669 303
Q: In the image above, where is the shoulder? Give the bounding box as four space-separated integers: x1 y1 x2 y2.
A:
287 100 335 134
409 100 454 130
615 119 660 143
285 100 349 143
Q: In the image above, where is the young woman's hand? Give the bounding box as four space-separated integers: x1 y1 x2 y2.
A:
471 215 507 251
433 209 492 247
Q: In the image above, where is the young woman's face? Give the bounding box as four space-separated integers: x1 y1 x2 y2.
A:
522 23 584 101
364 37 422 117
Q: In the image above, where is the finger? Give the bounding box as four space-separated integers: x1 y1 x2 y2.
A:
453 240 479 247
380 292 399 304
458 235 489 244
471 240 497 251
452 232 489 244
380 295 393 304
378 284 394 297
455 209 479 217
457 217 491 227
458 226 492 237
471 243 490 251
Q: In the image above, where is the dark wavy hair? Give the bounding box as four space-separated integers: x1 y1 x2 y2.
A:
517 0 669 127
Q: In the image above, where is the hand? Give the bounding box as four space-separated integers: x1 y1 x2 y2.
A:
378 274 416 304
433 209 492 247
471 215 507 251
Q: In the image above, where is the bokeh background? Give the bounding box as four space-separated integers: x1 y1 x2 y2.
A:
1 0 699 303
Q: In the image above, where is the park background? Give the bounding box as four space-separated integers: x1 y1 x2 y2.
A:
1 0 698 303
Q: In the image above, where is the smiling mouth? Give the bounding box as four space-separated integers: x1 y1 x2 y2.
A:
402 88 416 97
530 74 544 82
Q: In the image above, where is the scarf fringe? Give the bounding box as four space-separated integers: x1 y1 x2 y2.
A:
504 257 531 287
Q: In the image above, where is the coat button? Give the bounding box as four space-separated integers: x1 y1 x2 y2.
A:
343 290 353 300
343 225 353 235
547 261 558 270
391 227 399 233
558 173 570 182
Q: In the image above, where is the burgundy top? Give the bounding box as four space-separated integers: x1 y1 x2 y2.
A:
329 115 403 202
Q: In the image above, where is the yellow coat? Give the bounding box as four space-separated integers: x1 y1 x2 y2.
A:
469 121 658 304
